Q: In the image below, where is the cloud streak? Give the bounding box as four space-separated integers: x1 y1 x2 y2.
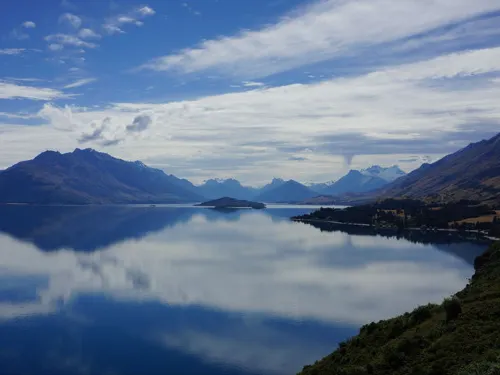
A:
0 48 25 55
0 82 68 101
63 78 97 89
45 33 97 49
142 0 500 78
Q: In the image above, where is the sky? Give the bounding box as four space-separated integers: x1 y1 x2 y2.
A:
1 0 500 186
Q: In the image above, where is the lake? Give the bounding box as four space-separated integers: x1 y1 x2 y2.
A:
0 205 489 375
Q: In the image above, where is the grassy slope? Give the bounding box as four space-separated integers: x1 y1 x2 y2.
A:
298 242 500 375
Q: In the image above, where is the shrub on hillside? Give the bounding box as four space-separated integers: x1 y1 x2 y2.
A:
410 304 436 325
443 296 462 323
457 358 500 375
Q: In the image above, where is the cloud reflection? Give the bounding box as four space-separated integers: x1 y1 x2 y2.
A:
0 207 488 374
0 208 481 325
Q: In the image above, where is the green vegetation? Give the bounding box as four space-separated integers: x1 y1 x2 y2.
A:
293 199 500 237
298 242 500 375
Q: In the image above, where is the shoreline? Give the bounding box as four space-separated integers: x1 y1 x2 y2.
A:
292 218 500 241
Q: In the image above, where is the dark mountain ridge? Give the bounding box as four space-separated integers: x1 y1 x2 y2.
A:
381 133 500 204
0 148 204 204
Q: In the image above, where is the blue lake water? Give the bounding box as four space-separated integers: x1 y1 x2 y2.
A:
0 205 489 375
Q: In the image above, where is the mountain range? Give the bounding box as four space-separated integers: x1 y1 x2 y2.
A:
0 148 203 204
1 133 498 205
0 150 402 204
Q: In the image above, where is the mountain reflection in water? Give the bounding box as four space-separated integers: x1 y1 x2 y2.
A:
0 206 488 375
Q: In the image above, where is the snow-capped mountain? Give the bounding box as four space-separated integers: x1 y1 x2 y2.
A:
306 180 336 190
360 165 406 182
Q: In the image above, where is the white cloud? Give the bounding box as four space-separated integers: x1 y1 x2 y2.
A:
103 24 124 35
2 47 500 183
22 21 36 28
0 48 25 55
8 21 37 40
78 28 101 39
117 16 136 24
103 5 155 35
141 0 500 78
0 82 68 101
58 13 82 29
63 78 97 89
376 47 500 81
48 43 63 51
138 6 155 16
45 33 97 48
242 81 265 87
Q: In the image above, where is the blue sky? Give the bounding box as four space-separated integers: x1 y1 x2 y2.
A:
1 0 500 185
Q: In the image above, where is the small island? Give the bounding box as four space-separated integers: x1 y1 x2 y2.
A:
195 197 266 209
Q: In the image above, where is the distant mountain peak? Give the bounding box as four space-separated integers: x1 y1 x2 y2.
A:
347 169 363 175
203 178 242 186
134 160 148 169
360 165 406 182
35 150 61 158
73 148 102 155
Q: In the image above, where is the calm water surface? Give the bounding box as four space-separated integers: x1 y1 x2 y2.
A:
0 206 489 375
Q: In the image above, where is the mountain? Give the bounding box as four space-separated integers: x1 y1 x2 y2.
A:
360 165 406 182
0 148 205 204
381 133 500 204
255 180 318 203
319 170 388 195
258 178 286 195
309 166 406 196
197 178 257 200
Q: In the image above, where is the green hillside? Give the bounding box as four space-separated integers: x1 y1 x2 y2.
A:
298 242 500 375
